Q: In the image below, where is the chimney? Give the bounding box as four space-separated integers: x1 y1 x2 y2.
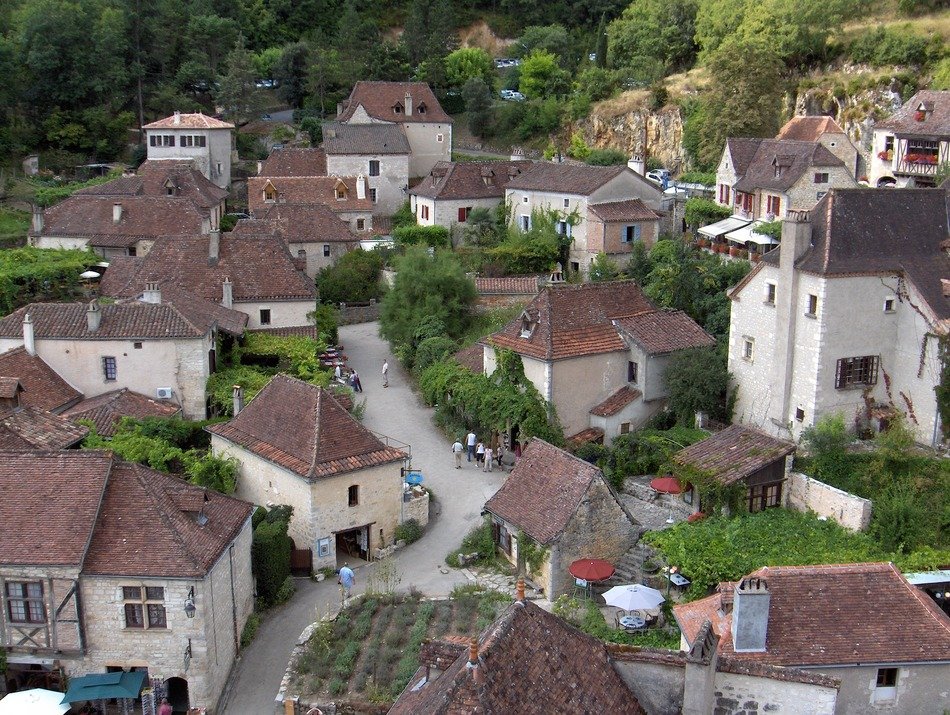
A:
683 620 720 715
142 280 162 304
295 250 307 271
113 203 123 224
86 301 101 333
356 174 366 200
404 91 412 116
466 636 481 682
222 277 233 308
731 576 770 652
22 313 35 356
173 110 181 126
628 152 645 176
781 210 812 266
510 146 524 162
208 229 221 266
232 385 245 416
31 205 44 234
516 578 525 602
257 160 263 175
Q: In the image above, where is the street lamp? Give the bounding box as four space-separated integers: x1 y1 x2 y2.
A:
184 587 196 619
662 565 679 598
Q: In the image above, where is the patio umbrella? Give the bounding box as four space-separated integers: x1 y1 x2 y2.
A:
602 584 666 611
650 476 684 494
569 558 615 582
0 689 70 715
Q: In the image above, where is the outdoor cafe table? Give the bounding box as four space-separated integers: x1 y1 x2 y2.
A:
666 573 690 587
619 615 646 630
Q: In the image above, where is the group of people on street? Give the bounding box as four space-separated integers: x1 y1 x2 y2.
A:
453 430 505 471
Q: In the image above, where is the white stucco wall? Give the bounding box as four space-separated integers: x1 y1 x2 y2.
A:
402 122 452 178
714 671 838 714
811 663 950 715
235 299 315 329
326 153 409 215
145 128 232 189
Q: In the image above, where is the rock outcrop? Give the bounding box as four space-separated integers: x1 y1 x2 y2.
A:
578 103 688 173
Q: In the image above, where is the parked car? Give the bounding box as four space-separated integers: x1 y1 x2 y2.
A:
494 58 521 69
646 169 670 186
500 89 527 102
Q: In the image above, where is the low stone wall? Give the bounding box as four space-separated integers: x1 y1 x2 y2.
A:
335 301 380 325
786 471 872 532
404 490 430 528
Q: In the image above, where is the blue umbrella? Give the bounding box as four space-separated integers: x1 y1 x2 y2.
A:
405 472 423 485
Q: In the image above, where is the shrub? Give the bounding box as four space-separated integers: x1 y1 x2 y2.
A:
585 148 628 166
240 612 261 648
684 198 731 229
0 247 97 314
395 518 424 544
392 225 451 249
316 248 384 305
678 171 716 186
275 575 296 605
414 336 457 373
446 516 497 566
252 512 293 606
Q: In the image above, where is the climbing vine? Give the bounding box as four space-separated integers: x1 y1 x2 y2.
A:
517 530 550 572
936 334 950 438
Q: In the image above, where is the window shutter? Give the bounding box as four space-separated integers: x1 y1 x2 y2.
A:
633 225 641 241
458 207 466 221
835 358 845 389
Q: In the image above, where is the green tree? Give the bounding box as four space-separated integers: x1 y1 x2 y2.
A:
519 50 570 99
316 248 384 304
445 47 494 89
514 25 572 65
588 252 620 282
307 45 345 117
594 14 608 68
252 46 282 80
215 36 267 124
274 41 310 109
665 347 731 424
607 0 698 73
462 77 494 138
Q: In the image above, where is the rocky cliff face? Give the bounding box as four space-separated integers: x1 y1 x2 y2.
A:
577 104 688 173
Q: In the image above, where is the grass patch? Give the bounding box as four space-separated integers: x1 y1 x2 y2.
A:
0 208 29 245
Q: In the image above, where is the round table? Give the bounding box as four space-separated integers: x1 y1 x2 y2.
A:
619 615 645 630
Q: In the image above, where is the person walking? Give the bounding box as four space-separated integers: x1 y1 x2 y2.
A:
466 430 476 462
351 370 362 393
338 563 355 602
452 438 464 469
475 441 485 466
483 445 494 472
496 443 505 470
382 359 389 388
158 698 173 715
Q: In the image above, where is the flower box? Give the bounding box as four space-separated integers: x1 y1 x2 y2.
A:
877 150 893 161
751 252 761 263
729 246 740 257
905 153 938 165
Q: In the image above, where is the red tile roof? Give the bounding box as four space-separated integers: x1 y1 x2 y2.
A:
0 376 20 400
247 176 373 215
567 426 605 447
475 276 540 295
589 385 642 417
674 563 950 667
776 116 846 142
0 406 88 450
410 160 532 200
487 281 655 361
63 389 180 437
390 600 644 714
452 343 484 374
614 309 716 355
143 112 233 129
484 438 604 544
673 424 796 485
0 347 83 412
235 203 361 245
208 374 405 480
588 199 660 222
876 90 950 135
76 160 228 210
82 462 253 578
100 233 317 303
259 148 328 177
0 450 112 566
338 81 451 124
505 162 630 195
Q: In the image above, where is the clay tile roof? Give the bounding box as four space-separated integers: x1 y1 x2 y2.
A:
143 112 234 129
419 638 467 669
484 438 604 544
505 162 630 195
876 90 950 135
390 600 644 714
259 148 328 177
238 203 360 245
77 161 228 210
567 426 605 447
248 325 320 339
733 139 849 193
487 281 655 361
725 138 763 176
62 389 180 437
475 276 540 295
0 406 88 450
82 462 253 578
452 343 484 373
247 176 374 213
0 376 20 399
410 160 532 199
762 188 950 320
207 374 406 480
589 385 642 417
614 309 716 355
776 116 845 141
588 199 660 222
673 424 795 486
323 122 410 155
0 347 82 412
674 563 950 667
100 233 317 303
338 81 451 124
0 450 112 566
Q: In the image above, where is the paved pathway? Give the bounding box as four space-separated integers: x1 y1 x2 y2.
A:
221 322 506 714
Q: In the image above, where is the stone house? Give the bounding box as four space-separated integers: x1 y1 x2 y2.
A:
0 345 83 413
504 163 664 277
0 290 247 420
208 374 408 571
869 90 950 188
247 173 376 234
101 231 316 330
324 122 410 215
62 388 180 437
142 111 234 189
483 281 715 443
409 160 530 235
474 276 541 311
390 585 840 715
776 116 860 179
0 450 254 713
674 563 950 714
672 424 797 514
483 438 638 598
336 81 452 178
727 190 949 445
715 138 858 221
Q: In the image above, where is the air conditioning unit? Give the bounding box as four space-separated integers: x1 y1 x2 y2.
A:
156 387 173 399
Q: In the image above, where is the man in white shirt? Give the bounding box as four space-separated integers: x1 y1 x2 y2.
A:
466 431 476 462
382 359 389 387
452 438 464 469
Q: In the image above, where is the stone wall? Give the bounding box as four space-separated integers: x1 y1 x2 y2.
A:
714 672 837 715
475 293 534 311
403 490 430 528
336 301 381 325
786 471 872 531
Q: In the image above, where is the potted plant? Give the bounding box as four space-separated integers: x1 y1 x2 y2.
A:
751 252 761 263
739 248 748 259
729 245 740 257
697 237 709 248
641 559 660 574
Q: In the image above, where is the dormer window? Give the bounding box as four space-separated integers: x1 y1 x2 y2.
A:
418 102 427 114
393 103 403 114
263 182 278 202
335 185 347 200
519 310 538 338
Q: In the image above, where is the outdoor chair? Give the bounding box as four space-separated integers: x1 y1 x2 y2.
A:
612 609 628 628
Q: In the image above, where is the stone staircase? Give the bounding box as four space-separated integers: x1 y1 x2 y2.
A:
601 541 662 590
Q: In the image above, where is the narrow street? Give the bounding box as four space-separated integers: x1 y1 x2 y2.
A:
221 322 506 714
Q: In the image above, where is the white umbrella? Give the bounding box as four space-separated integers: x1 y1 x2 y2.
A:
0 689 70 715
79 270 101 279
602 584 665 611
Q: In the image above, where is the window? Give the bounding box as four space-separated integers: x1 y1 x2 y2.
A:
747 483 782 512
835 355 879 389
420 205 430 220
419 104 427 114
458 207 471 222
884 135 894 153
370 188 378 203
876 668 898 688
627 361 638 383
356 218 365 231
150 134 175 147
765 282 776 305
103 356 117 381
522 195 528 203
817 191 827 200
259 309 271 325
520 215 530 231
6 582 45 624
368 160 380 177
570 261 580 273
719 184 731 205
436 133 443 142
742 338 754 362
623 225 641 243
348 485 359 507
563 198 570 208
766 195 781 216
884 297 895 312
795 408 805 422
619 422 631 435
215 162 222 178
263 184 278 202
133 342 143 349
806 294 818 317
393 104 403 114
814 172 829 183
323 245 330 257
335 187 347 200
123 586 166 629
556 220 569 236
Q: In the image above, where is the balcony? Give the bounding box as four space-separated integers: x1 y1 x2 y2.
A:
894 154 939 176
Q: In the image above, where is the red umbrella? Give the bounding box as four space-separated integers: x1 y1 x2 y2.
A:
650 476 684 494
569 558 615 582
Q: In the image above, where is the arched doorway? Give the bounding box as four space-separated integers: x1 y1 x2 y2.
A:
164 677 189 714
877 177 897 188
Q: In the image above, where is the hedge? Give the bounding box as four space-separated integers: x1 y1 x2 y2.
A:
252 514 294 606
392 225 451 248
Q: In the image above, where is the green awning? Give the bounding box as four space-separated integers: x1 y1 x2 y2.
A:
61 671 146 703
